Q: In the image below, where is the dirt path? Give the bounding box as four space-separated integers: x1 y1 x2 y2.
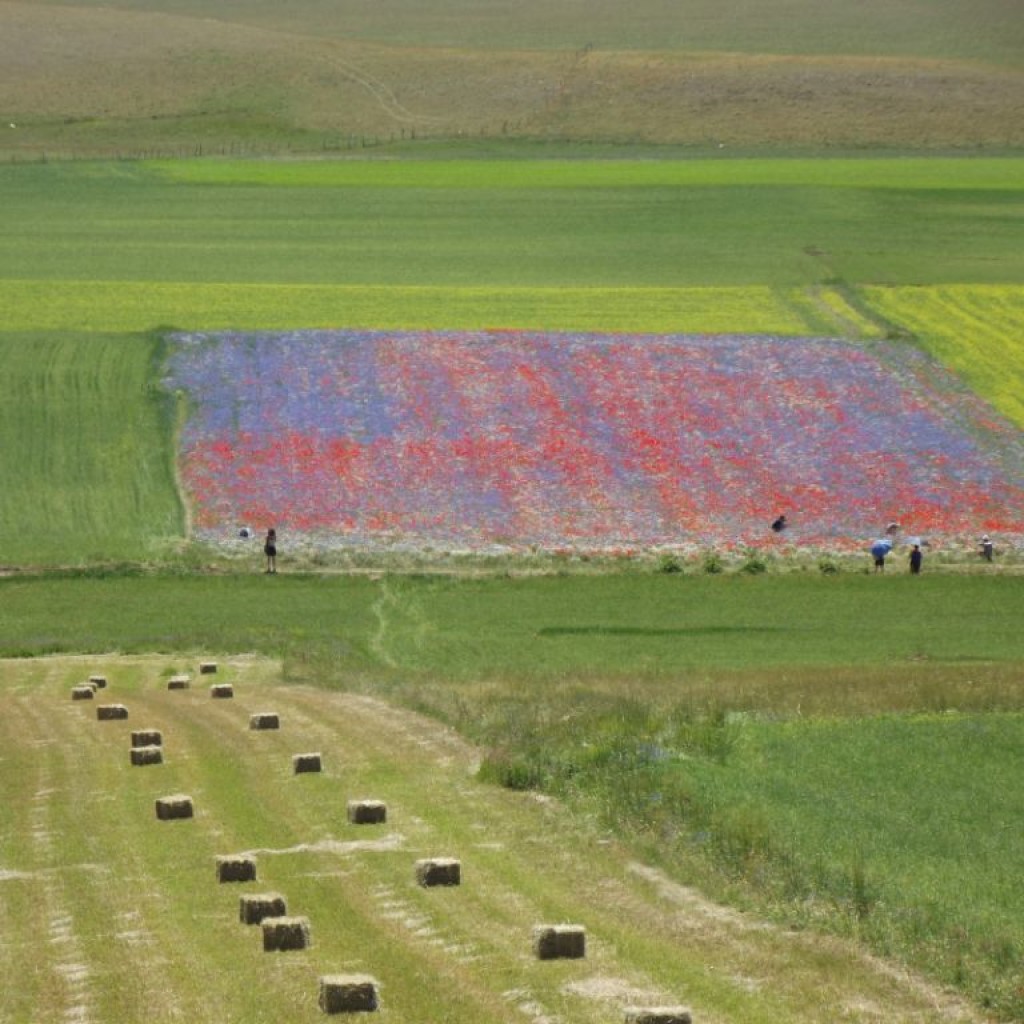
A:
0 656 987 1024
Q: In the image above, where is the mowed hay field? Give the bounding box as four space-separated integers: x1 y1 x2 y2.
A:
2 0 1023 156
0 654 993 1024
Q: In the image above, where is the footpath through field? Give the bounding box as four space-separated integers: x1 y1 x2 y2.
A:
0 656 984 1023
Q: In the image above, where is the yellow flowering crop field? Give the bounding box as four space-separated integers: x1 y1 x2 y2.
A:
0 280 818 336
862 285 1024 428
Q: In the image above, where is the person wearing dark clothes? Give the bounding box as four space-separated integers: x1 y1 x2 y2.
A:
771 514 787 533
264 528 277 574
909 544 923 574
979 535 994 562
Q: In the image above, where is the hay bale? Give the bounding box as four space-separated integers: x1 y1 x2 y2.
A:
131 729 162 748
130 745 163 767
249 712 280 730
319 974 380 1014
88 675 108 689
532 924 586 960
155 794 193 820
240 893 287 925
415 858 461 887
71 685 95 701
624 1010 692 1024
293 752 322 774
167 675 191 690
262 915 310 952
210 683 234 699
96 704 129 721
216 854 257 883
199 661 218 674
347 800 386 825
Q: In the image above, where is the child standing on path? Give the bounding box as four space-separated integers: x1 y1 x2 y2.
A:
264 528 277 574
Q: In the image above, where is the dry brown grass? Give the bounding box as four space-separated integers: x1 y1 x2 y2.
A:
1 2 1021 155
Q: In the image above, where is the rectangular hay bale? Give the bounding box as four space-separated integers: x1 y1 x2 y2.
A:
262 915 310 952
155 794 193 820
210 683 234 699
624 1010 693 1024
130 745 163 767
167 675 191 690
347 800 386 825
71 685 95 701
96 704 128 721
216 854 257 883
415 858 461 887
199 661 218 674
249 712 280 730
293 752 322 774
240 893 287 925
319 974 380 1014
88 675 108 689
131 730 162 748
532 924 586 960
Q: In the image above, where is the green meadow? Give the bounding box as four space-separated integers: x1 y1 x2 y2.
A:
1 6 1024 1013
3 571 1024 1017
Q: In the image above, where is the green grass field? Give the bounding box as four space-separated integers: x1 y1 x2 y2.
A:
2 573 1024 1017
2 4 1024 1015
0 333 183 566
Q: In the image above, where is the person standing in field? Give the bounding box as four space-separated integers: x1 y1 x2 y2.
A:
979 535 994 562
264 528 278 574
909 543 923 574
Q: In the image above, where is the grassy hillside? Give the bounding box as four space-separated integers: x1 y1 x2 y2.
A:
2 1 1022 157
24 0 1024 60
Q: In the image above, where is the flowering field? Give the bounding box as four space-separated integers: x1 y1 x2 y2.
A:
862 285 1024 429
165 330 1024 551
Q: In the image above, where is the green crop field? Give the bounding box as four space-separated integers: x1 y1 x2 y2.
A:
2 2 1024 1018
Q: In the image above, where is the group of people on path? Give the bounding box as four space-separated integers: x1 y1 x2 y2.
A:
241 519 999 575
772 514 997 574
